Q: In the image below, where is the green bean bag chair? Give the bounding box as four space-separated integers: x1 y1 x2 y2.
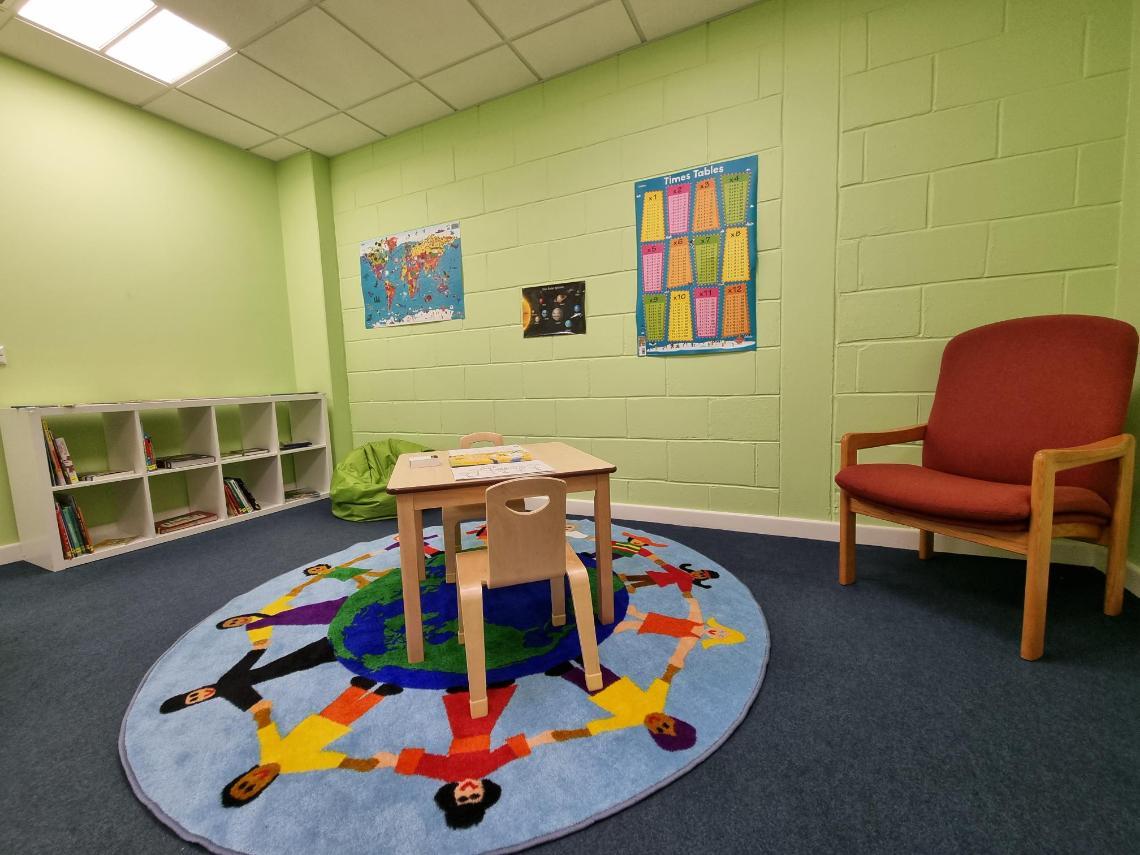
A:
330 438 431 521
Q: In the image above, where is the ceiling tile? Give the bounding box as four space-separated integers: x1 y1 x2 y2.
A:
625 0 754 41
349 82 452 136
513 0 639 79
158 0 310 47
243 8 407 108
249 137 306 160
0 19 165 104
322 0 501 76
423 45 537 110
287 112 379 157
145 90 274 149
180 53 335 134
474 0 599 39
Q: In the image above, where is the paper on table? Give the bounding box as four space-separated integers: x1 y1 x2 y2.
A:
450 460 555 481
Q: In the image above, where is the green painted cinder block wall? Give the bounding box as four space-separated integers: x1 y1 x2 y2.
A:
0 55 297 545
329 0 1139 551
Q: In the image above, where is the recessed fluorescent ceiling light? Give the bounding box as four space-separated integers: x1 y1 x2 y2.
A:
106 9 228 83
17 0 155 49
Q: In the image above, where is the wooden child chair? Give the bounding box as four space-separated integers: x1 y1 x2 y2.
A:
442 432 506 583
455 477 603 718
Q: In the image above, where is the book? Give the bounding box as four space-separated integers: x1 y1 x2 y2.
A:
448 444 535 468
54 502 73 558
222 447 268 460
280 441 313 451
232 477 260 511
72 499 93 554
156 453 215 469
143 434 157 471
78 469 134 483
92 536 137 552
285 488 320 501
156 510 218 534
42 421 66 486
54 437 80 484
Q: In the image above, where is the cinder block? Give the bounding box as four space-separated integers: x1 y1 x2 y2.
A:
757 148 782 201
627 397 709 439
839 131 864 186
834 393 918 437
426 176 484 222
421 108 478 151
860 223 988 289
709 485 780 515
375 193 428 237
837 288 921 341
454 131 514 180
591 438 668 480
757 200 781 250
334 205 379 244
708 95 781 161
464 287 519 329
344 337 387 372
1006 0 1128 30
431 328 490 366
857 339 947 392
479 87 544 136
555 398 627 438
489 326 553 363
517 195 587 245
923 274 1064 336
1064 268 1117 315
668 440 754 485
755 301 781 346
842 13 868 74
465 363 524 399
584 183 634 233
666 352 755 395
440 400 495 434
587 271 636 316
864 102 997 180
867 0 1003 67
385 400 442 433
754 443 779 487
934 22 1083 109
1000 72 1128 156
1085 1 1133 75
372 128 423 168
837 241 859 293
552 315 625 359
401 148 454 194
545 57 618 110
755 347 780 393
549 229 627 280
931 149 1079 226
620 117 708 181
348 369 413 402
523 360 591 398
839 176 926 238
545 140 623 198
842 56 932 130
583 79 664 144
757 250 781 300
628 480 710 509
664 53 759 123
987 205 1120 275
493 399 557 436
355 164 402 206
514 106 586 164
619 27 707 88
709 396 779 441
414 366 465 400
462 209 518 253
340 275 363 310
1077 139 1125 206
381 334 438 370
486 243 550 289
483 159 548 211
708 0 783 55
835 345 858 393
759 42 784 98
587 356 666 397
462 253 487 293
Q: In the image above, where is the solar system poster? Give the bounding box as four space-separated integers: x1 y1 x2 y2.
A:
634 155 758 356
521 282 586 337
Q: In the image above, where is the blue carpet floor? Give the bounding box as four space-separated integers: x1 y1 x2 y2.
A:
2 499 1140 853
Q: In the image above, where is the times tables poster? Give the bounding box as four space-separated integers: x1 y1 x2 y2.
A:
634 155 758 356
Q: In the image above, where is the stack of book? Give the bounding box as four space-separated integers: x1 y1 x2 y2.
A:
54 494 92 558
78 469 133 483
224 477 260 516
42 421 79 486
155 453 215 469
143 434 157 471
222 447 268 461
155 510 218 534
285 487 320 502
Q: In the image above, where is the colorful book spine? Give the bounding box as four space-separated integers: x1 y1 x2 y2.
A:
59 502 82 558
54 437 80 484
143 434 157 471
42 422 65 486
72 500 94 554
54 502 72 558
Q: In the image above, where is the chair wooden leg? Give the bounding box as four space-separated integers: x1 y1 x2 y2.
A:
458 582 487 717
550 577 566 626
443 510 459 584
1020 524 1053 661
456 577 465 645
839 489 856 585
1104 440 1134 617
918 529 934 560
566 567 602 692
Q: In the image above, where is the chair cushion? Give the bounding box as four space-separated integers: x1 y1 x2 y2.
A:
835 463 1113 524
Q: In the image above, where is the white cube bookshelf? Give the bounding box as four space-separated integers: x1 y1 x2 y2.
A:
1 394 331 571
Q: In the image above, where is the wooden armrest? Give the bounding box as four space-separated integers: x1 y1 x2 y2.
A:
1034 434 1134 473
840 424 926 468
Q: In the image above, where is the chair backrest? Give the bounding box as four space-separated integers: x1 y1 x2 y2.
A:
924 315 1138 502
483 477 567 589
460 431 504 448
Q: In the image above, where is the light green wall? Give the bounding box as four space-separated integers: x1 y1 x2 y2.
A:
0 55 296 545
330 0 1138 538
1120 0 1140 562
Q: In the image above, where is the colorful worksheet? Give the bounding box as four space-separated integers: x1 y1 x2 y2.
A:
634 156 758 356
360 221 464 327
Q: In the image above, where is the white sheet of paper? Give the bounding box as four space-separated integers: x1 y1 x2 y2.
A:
450 460 554 480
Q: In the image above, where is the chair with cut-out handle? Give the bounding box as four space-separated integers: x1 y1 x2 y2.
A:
443 432 509 583
455 476 602 718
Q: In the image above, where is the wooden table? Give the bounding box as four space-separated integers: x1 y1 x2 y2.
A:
386 441 617 663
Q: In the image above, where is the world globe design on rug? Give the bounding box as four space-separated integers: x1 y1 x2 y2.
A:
121 521 769 854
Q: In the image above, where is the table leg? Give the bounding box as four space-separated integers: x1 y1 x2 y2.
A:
397 496 425 663
594 474 614 624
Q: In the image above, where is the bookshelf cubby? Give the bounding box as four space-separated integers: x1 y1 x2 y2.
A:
1 394 330 571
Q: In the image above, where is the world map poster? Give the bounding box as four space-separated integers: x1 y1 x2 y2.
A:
360 221 464 327
634 155 757 356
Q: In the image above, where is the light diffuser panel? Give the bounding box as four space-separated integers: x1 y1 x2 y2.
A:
106 9 228 84
17 0 154 49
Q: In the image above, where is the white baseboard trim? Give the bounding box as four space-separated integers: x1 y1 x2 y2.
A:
0 541 25 567
566 498 1140 596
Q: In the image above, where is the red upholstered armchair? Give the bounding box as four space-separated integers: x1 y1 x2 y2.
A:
835 315 1138 660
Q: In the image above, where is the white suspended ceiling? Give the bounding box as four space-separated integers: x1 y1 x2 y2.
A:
0 0 756 161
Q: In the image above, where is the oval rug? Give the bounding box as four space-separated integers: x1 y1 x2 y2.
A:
121 521 769 854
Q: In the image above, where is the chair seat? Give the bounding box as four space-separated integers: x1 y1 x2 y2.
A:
835 463 1113 525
